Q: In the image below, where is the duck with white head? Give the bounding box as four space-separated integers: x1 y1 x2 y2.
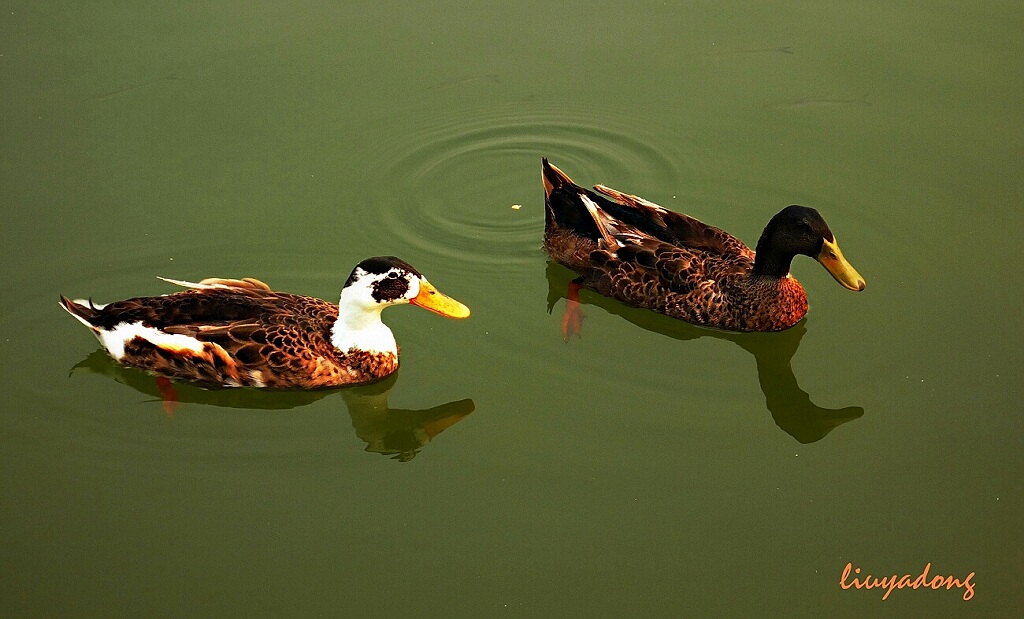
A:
60 256 470 389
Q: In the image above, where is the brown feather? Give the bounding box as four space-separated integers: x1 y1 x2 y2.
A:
196 277 273 291
543 159 810 332
65 284 398 388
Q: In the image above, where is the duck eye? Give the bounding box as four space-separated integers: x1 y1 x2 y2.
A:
387 271 399 279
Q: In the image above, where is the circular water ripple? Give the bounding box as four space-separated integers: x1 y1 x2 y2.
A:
367 101 698 273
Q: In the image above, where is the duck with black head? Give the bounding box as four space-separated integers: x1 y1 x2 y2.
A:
542 158 864 332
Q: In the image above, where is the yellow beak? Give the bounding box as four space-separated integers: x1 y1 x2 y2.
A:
817 237 866 292
410 280 471 318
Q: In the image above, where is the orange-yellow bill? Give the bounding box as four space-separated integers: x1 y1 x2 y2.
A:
817 237 866 292
410 280 471 318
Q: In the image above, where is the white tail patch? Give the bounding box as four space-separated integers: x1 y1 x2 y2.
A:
98 321 206 360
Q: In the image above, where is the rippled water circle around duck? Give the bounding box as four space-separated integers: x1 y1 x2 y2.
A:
367 103 696 274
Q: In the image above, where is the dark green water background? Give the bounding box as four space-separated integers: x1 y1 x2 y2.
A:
2 2 1021 617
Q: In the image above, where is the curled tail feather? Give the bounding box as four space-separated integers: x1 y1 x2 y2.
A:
59 296 102 330
157 276 272 291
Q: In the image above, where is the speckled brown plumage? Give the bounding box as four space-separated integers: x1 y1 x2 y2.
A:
61 282 395 388
542 159 864 332
61 257 470 390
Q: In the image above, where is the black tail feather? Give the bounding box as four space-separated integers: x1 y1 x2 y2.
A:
542 158 605 241
59 295 101 326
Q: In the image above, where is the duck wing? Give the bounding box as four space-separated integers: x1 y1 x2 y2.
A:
592 184 753 260
151 288 340 387
585 231 751 305
63 281 342 387
543 158 753 305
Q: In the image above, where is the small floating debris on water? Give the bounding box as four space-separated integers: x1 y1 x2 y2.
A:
511 204 522 210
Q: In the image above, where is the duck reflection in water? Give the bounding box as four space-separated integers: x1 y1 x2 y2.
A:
545 262 863 444
71 351 475 461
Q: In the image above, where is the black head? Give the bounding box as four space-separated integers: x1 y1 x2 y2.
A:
759 205 834 258
754 206 865 291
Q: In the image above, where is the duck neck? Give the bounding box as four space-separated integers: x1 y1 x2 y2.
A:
751 234 797 283
330 292 397 356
